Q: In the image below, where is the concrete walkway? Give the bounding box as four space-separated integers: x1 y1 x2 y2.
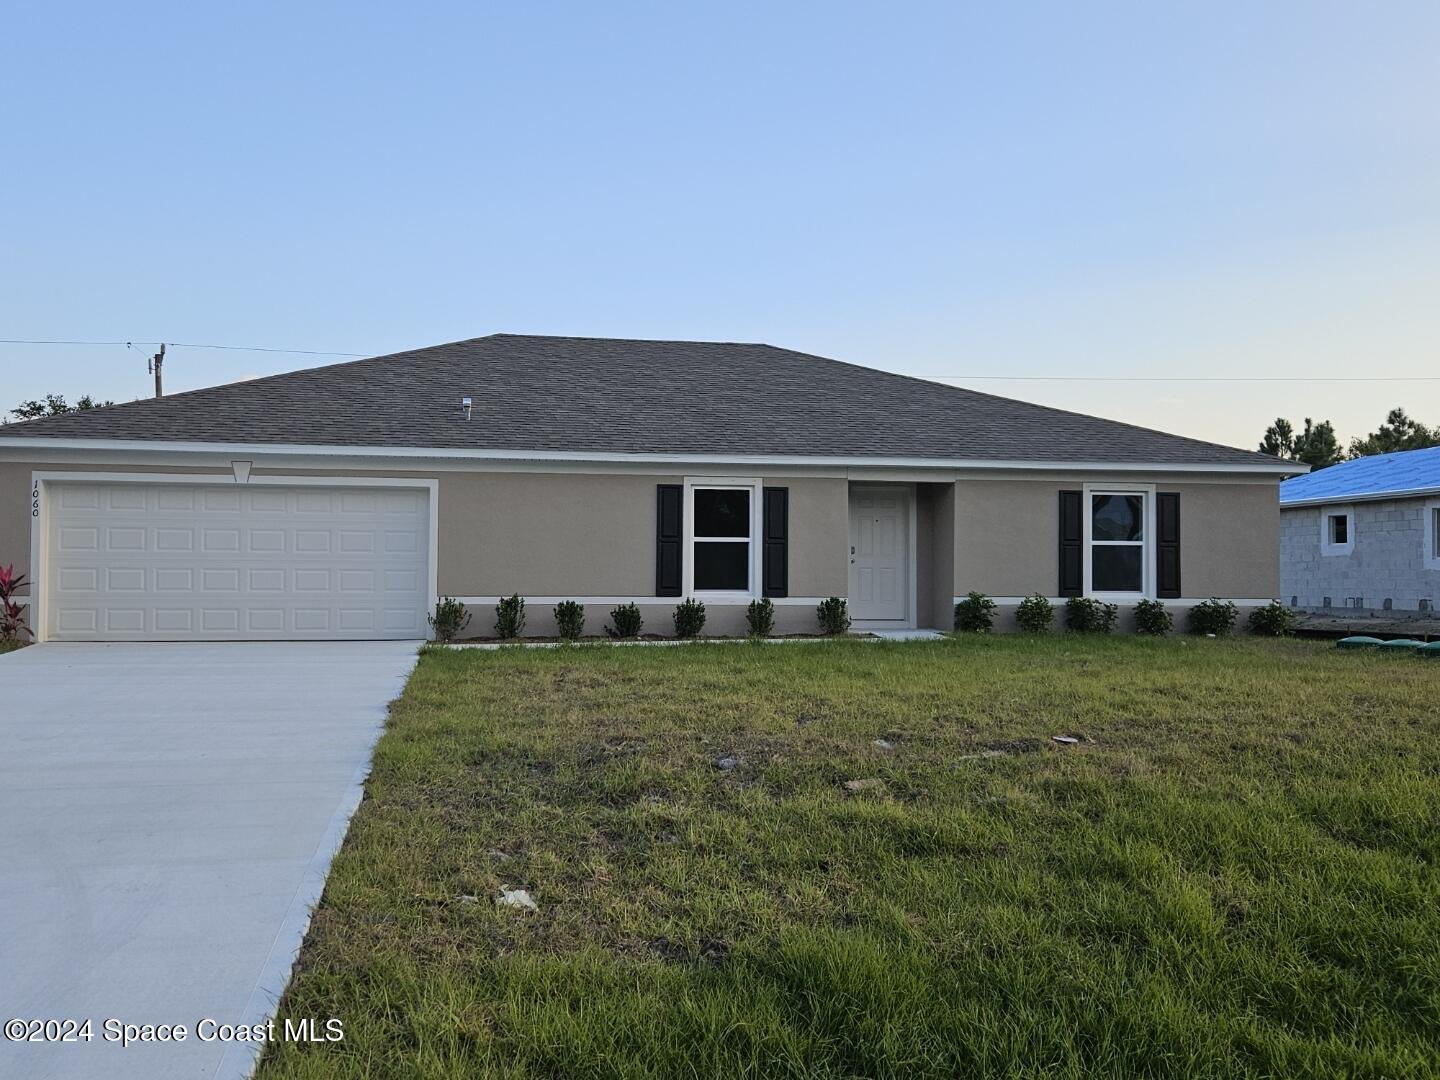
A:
0 641 420 1080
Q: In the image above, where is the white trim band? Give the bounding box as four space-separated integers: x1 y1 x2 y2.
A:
0 436 1303 475
444 595 830 608
965 597 1280 607
1282 485 1440 508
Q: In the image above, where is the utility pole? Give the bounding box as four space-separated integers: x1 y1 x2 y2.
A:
148 343 166 397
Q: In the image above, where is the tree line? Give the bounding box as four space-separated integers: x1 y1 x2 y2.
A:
6 394 113 422
1259 408 1438 470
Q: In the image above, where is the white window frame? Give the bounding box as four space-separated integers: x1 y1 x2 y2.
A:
1082 483 1156 600
1320 504 1355 557
683 476 761 600
1425 498 1440 572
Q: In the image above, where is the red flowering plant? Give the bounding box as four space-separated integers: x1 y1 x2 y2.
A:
0 564 31 642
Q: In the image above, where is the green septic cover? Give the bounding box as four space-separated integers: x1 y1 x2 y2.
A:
1336 636 1385 649
1417 642 1440 658
1377 639 1424 650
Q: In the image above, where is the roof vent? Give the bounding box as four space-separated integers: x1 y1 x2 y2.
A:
461 396 473 421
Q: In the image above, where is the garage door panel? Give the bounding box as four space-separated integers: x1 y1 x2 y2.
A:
341 492 379 513
249 569 287 592
60 485 101 509
249 490 287 512
202 528 242 552
58 568 99 592
249 529 286 553
59 527 100 552
157 488 195 511
105 527 145 551
383 608 425 632
57 609 99 633
106 609 145 632
46 482 430 641
295 569 331 591
338 609 376 631
202 569 242 591
107 568 146 591
248 609 286 632
339 531 375 553
156 529 195 552
295 609 331 631
155 568 195 592
203 489 242 512
385 530 420 553
201 609 241 632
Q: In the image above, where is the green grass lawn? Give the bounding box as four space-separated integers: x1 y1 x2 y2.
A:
258 637 1440 1079
0 638 27 654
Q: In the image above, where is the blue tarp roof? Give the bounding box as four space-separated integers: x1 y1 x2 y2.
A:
1280 445 1440 505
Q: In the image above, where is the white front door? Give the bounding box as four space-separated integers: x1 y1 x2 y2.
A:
849 488 909 623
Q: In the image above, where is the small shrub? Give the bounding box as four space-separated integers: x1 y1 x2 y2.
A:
1134 598 1172 636
0 564 31 643
554 600 585 641
817 597 850 635
1188 598 1238 636
427 597 471 643
495 593 526 639
746 597 775 638
673 598 707 639
1248 600 1294 637
606 603 643 639
953 591 996 633
1065 596 1118 634
1015 594 1054 634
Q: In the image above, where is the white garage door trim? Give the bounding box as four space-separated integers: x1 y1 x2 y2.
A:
30 472 439 642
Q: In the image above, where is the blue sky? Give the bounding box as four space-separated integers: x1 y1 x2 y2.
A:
3 1 1437 448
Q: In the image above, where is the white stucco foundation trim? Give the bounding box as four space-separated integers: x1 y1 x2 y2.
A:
446 595 830 607
971 597 1279 607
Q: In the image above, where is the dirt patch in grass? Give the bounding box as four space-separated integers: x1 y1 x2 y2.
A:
259 636 1440 1079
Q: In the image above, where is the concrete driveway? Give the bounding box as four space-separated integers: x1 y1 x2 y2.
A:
0 641 421 1080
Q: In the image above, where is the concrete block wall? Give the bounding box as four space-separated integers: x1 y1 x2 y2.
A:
1281 499 1439 612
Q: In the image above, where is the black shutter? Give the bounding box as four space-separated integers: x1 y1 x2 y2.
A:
656 484 682 597
1058 490 1083 597
1156 492 1181 599
762 487 789 598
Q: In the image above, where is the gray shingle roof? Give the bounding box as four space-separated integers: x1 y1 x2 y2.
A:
1 333 1281 467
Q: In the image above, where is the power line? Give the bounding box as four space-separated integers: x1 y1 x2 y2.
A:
1 338 1435 381
166 341 365 357
0 338 364 357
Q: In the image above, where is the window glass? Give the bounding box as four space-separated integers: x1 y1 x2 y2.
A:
694 489 750 537
1331 514 1348 545
694 541 749 591
1092 495 1143 541
1092 545 1143 592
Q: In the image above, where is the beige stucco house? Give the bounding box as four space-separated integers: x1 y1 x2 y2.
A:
0 334 1293 640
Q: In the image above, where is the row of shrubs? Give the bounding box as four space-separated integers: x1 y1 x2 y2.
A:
953 593 1294 636
427 595 855 643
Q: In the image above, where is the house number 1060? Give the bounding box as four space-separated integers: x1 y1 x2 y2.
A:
32 486 40 517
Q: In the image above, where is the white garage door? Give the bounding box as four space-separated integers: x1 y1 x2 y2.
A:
44 481 431 641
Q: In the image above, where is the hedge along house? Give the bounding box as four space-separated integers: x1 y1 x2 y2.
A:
0 334 1296 641
1279 445 1440 615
